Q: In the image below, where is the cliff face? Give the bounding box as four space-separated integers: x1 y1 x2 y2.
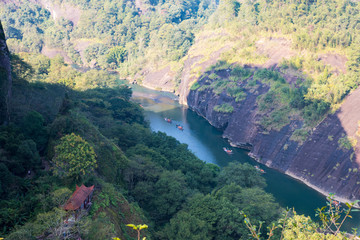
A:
188 79 360 202
0 21 12 124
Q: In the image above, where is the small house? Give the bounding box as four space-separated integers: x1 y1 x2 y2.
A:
64 184 94 219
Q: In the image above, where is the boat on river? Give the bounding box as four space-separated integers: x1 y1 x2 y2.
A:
164 117 172 123
176 124 184 130
255 165 265 174
223 147 233 154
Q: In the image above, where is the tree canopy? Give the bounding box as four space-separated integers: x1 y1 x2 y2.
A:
53 133 97 179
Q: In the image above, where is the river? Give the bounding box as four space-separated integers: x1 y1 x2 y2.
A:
131 84 360 232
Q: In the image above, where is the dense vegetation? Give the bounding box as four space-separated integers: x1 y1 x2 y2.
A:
0 0 215 78
0 52 283 239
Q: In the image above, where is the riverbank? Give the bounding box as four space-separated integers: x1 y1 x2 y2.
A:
247 150 359 208
284 170 360 208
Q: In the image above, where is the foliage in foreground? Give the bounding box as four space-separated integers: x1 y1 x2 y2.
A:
243 194 359 240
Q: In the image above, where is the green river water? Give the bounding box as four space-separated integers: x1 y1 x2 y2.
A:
131 85 360 232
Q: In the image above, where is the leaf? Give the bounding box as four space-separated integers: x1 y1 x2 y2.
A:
126 224 137 230
139 224 148 230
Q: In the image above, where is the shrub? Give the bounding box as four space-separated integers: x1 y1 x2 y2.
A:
227 87 247 102
231 65 252 81
260 107 291 131
302 100 330 125
190 81 201 90
212 60 231 71
211 80 229 95
209 73 218 80
338 136 357 151
214 103 234 113
290 129 309 144
253 69 285 84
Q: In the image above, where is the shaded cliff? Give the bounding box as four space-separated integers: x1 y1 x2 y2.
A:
188 71 360 202
0 21 12 124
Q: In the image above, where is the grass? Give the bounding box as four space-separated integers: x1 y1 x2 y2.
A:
222 44 268 65
213 103 234 113
210 80 229 95
227 87 247 102
230 65 253 82
188 29 232 61
290 129 309 144
259 107 291 131
190 82 201 90
198 85 211 92
190 65 203 79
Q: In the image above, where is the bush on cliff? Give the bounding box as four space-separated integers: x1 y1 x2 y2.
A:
214 103 234 113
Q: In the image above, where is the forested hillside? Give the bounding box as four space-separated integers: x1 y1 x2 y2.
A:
0 0 215 88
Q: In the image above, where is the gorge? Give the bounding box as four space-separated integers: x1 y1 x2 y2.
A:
2 0 360 237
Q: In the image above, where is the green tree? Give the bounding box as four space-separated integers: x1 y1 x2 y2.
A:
150 170 190 222
217 163 266 189
51 188 72 208
161 211 211 239
214 184 280 236
52 133 97 179
20 111 48 149
107 46 127 66
179 193 246 239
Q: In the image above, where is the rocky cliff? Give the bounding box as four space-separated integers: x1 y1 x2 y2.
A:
188 73 360 203
0 21 12 124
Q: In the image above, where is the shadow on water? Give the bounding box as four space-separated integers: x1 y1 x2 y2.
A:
131 85 360 232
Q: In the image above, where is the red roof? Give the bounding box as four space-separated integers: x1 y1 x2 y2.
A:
64 185 94 211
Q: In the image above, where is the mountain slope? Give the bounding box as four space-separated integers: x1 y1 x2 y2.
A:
0 21 12 124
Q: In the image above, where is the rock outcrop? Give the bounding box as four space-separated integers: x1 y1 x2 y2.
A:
0 21 12 124
188 77 360 203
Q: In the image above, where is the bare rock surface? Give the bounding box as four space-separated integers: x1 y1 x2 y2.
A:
141 66 176 92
